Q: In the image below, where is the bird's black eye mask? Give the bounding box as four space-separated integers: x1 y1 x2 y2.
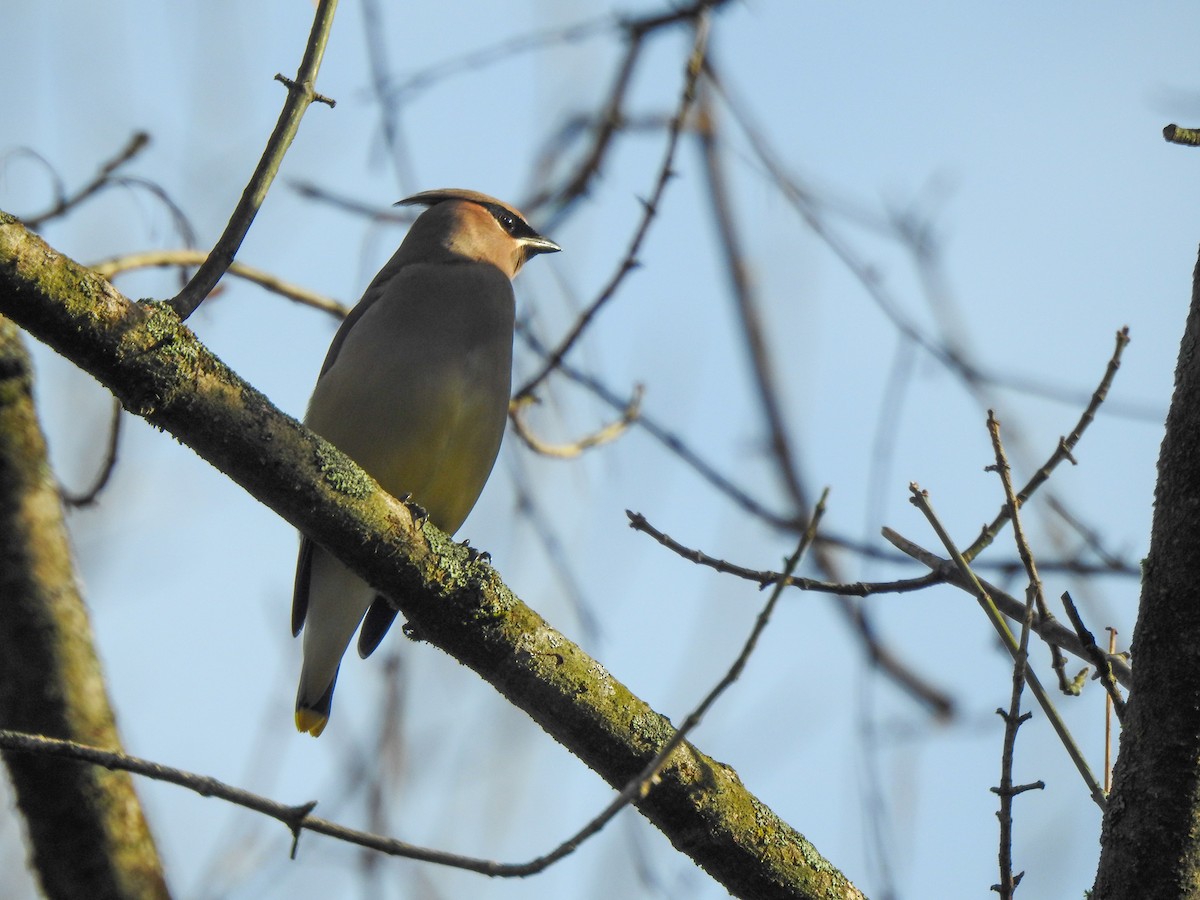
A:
484 203 537 240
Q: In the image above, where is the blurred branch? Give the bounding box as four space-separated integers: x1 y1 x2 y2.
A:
360 0 416 196
289 180 413 222
0 212 863 900
93 249 349 318
20 132 150 229
518 323 796 526
60 396 123 508
514 8 711 401
0 318 168 899
694 82 808 521
510 385 642 458
693 73 957 719
170 0 338 319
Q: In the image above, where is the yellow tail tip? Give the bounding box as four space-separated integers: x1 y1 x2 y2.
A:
295 709 328 737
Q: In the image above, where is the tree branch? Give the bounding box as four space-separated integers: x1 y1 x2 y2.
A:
0 316 168 899
0 212 862 900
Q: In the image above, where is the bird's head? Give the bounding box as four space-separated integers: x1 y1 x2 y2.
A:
396 188 560 278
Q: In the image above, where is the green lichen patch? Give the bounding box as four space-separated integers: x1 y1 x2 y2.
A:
313 439 373 498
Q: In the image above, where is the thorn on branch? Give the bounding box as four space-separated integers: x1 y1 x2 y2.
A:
287 800 319 858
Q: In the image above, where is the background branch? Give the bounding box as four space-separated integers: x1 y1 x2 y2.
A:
0 317 168 900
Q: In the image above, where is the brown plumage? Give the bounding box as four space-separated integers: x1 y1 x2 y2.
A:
292 189 559 736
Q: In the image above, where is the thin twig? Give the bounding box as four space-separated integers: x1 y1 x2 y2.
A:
513 491 830 875
170 0 339 318
907 484 1106 808
628 509 938 596
509 385 642 459
964 328 1131 562
987 411 1075 694
92 250 349 318
988 411 1048 899
991 581 1041 900
0 729 514 874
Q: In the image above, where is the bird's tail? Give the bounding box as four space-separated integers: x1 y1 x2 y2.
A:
294 548 375 736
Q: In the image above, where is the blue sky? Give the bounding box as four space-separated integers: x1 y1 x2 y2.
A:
3 3 1197 898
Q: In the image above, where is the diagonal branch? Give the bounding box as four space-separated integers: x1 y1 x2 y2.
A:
0 212 862 900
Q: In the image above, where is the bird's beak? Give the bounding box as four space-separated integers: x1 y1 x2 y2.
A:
522 234 561 256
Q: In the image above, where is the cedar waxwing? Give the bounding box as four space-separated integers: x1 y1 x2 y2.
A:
292 188 560 737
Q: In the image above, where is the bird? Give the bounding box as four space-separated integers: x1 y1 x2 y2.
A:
291 188 560 737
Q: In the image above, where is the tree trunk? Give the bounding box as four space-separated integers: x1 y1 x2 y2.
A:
1093 248 1200 898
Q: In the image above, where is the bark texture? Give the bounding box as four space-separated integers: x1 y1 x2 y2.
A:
0 316 170 900
1093 249 1200 898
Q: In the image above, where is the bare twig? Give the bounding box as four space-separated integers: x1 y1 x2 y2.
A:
988 412 1048 899
0 729 556 875
170 0 339 319
906 484 1106 808
92 250 349 318
509 385 642 459
514 492 831 876
990 593 1042 899
965 328 1131 562
628 510 939 596
987 411 1075 694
